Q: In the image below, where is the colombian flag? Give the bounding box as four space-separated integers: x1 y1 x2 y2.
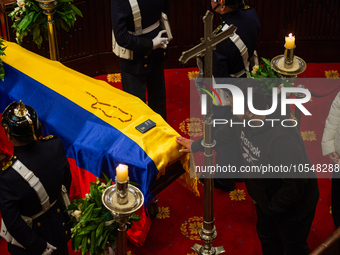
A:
0 41 197 210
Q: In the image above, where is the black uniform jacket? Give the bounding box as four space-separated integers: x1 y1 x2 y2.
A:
213 8 261 78
111 0 169 75
0 136 72 255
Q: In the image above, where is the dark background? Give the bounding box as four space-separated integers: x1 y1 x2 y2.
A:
0 0 339 77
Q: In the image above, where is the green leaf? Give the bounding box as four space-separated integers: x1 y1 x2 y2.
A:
102 172 110 184
92 207 102 218
101 230 110 249
81 234 88 255
129 181 140 186
90 229 96 255
107 221 118 231
97 234 104 247
18 11 35 31
103 211 114 222
80 203 95 223
130 213 141 222
70 4 83 18
96 221 105 238
0 66 5 82
262 57 271 67
73 234 83 251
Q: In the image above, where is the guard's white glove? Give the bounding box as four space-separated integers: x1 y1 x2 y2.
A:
152 30 169 49
41 243 57 255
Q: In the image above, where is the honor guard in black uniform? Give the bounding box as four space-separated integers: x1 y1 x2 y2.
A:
201 0 261 192
111 0 170 121
0 101 72 255
211 0 260 78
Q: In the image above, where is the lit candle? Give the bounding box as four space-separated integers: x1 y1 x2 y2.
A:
285 33 295 49
116 164 128 182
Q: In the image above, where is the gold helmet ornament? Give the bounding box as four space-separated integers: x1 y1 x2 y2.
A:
1 100 41 142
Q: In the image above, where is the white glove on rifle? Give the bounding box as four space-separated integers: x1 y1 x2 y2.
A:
41 243 57 255
152 30 169 49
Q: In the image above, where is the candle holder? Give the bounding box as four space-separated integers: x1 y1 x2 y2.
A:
102 177 144 255
271 44 308 131
35 0 60 61
271 44 306 79
284 45 295 69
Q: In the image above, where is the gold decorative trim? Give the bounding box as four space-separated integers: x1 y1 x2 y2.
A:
86 92 133 123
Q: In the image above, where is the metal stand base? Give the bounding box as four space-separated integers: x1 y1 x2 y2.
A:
192 243 225 255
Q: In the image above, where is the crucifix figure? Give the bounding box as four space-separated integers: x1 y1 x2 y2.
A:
179 10 237 255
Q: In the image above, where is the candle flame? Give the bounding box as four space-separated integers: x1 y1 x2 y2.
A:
289 33 293 37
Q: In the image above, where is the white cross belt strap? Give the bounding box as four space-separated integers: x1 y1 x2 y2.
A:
129 20 160 35
222 23 249 74
0 159 56 248
129 0 142 35
12 160 51 211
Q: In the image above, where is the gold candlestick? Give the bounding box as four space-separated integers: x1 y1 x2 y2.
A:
284 45 296 69
271 41 308 131
271 46 306 79
35 0 60 61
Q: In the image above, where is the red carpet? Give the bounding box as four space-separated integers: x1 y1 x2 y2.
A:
1 63 340 254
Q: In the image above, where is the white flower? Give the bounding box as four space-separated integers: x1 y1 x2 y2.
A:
251 65 259 74
17 0 25 7
74 210 81 222
85 193 91 201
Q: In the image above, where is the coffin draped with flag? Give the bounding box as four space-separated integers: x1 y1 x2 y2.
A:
0 41 198 245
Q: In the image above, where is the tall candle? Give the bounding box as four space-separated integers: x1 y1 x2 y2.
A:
116 164 128 182
285 33 295 49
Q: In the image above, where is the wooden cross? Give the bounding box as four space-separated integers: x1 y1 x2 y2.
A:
179 10 237 255
179 10 237 79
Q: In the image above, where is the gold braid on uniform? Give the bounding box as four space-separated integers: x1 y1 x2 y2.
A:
2 156 17 171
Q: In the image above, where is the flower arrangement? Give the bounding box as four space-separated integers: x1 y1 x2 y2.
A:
67 174 140 255
0 38 7 81
247 57 293 95
8 0 83 48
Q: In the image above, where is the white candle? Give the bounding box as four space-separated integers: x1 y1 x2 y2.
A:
116 164 128 182
285 33 295 49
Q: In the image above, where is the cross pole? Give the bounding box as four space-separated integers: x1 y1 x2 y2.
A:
179 10 237 255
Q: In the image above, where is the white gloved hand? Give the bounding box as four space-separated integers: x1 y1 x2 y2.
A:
152 30 169 49
41 243 57 255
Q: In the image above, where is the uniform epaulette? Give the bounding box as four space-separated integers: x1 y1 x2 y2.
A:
39 135 55 141
213 21 225 35
2 156 17 171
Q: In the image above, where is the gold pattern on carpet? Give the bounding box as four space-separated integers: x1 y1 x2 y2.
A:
230 189 247 201
181 216 203 241
188 71 199 80
156 207 170 219
180 118 203 137
301 131 317 141
325 70 339 79
107 73 122 83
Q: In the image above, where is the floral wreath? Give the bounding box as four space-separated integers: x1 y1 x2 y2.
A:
9 0 83 48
